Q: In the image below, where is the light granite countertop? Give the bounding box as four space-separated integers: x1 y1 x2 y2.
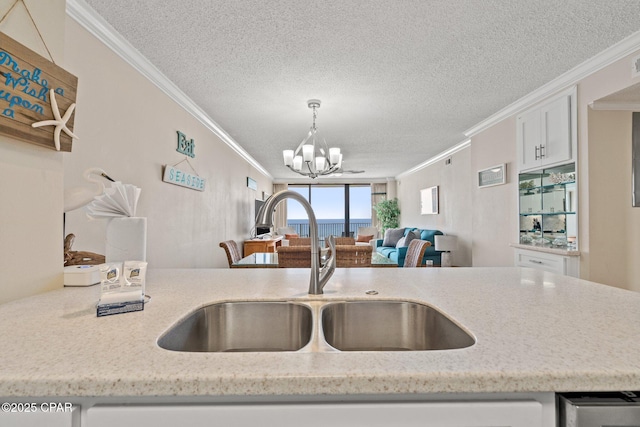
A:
0 267 639 398
510 243 580 256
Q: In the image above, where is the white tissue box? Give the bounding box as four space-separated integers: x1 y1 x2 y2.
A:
105 217 147 263
64 265 101 287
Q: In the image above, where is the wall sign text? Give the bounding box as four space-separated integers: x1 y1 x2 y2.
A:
163 165 206 191
0 32 78 151
176 130 195 158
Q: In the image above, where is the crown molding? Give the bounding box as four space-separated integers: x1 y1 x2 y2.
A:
66 0 273 180
395 139 471 179
589 101 640 111
464 30 640 138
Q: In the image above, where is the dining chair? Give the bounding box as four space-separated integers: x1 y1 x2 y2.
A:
326 237 355 246
403 239 431 268
277 246 313 268
289 237 312 246
219 240 242 267
335 245 372 268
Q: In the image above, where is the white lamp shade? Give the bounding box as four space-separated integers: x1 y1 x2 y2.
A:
329 147 341 164
337 153 343 168
283 150 294 166
315 156 326 171
292 156 303 171
434 235 458 251
302 145 314 162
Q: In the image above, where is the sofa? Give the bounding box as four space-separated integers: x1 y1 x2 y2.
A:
374 228 443 267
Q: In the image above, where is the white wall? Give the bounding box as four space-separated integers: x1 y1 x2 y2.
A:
396 147 473 267
578 51 640 287
396 116 517 269
62 18 272 269
469 117 518 267
586 110 633 289
0 0 66 305
576 51 640 288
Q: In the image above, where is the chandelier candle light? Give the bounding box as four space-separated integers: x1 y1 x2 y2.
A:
283 99 342 178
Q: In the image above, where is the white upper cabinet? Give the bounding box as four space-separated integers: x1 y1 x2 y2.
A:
517 108 542 170
517 88 575 172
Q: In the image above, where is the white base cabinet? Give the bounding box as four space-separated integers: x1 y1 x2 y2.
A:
87 401 544 427
0 393 556 427
515 247 579 277
0 405 78 427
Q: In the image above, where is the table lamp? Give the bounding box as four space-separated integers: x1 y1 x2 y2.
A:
435 235 458 267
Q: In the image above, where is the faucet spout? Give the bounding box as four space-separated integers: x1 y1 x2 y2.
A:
256 190 336 295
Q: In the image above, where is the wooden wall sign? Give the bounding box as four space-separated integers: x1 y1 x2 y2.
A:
0 32 78 152
163 165 206 191
176 130 195 158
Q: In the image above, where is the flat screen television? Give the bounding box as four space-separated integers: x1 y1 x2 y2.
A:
254 199 271 236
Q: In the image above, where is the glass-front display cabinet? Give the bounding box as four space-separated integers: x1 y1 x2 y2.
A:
518 163 577 249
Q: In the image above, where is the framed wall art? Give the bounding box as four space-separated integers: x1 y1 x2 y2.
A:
420 186 439 215
478 163 506 188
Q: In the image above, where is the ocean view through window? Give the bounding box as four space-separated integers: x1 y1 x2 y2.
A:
287 184 372 242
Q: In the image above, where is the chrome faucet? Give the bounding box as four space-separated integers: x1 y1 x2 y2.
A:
256 190 335 295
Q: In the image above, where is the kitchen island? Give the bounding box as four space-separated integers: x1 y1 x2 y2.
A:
1 267 639 426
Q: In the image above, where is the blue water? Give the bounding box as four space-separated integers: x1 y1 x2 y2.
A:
287 219 372 238
288 219 371 224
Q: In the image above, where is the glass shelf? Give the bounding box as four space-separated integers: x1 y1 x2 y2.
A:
520 212 576 216
518 163 577 248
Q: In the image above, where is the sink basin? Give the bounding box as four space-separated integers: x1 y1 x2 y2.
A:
320 300 475 351
157 301 313 352
159 299 474 353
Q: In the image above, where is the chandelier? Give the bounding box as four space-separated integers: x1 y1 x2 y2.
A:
282 99 342 178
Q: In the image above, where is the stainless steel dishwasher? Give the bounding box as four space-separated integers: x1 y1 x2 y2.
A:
558 392 640 426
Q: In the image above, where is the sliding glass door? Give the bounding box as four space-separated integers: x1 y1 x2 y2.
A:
287 184 371 242
348 185 373 236
311 185 345 239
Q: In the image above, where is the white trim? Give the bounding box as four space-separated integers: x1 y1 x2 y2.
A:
395 139 470 179
589 101 640 111
65 0 273 180
464 29 640 138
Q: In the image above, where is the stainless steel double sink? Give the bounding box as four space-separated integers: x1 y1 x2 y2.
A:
157 300 475 353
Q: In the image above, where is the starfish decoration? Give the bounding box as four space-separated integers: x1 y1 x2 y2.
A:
32 89 79 151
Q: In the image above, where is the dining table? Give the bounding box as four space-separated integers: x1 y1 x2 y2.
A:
231 251 398 268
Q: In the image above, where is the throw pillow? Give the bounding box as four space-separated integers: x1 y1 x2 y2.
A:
396 230 420 248
356 234 374 243
284 233 299 239
382 228 405 247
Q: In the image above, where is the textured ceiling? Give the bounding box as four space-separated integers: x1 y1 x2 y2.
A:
82 0 640 181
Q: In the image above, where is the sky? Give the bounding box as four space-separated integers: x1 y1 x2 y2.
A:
287 185 371 220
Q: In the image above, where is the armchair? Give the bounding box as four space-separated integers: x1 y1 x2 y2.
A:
356 226 378 246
